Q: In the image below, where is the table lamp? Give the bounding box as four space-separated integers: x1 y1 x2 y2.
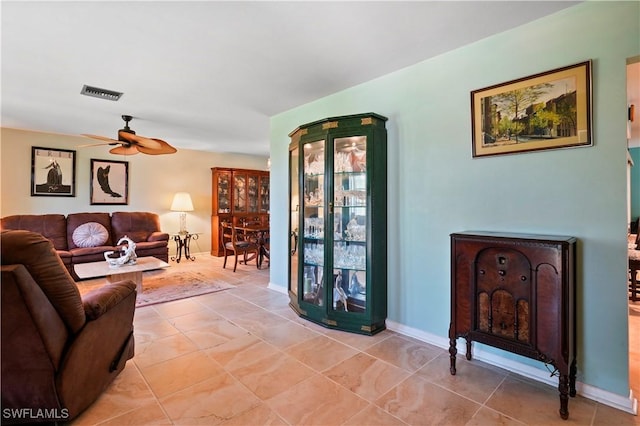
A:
170 192 194 235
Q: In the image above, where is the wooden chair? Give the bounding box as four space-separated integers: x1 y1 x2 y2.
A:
220 222 259 272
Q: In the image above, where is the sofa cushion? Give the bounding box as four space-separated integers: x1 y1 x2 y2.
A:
67 213 113 249
111 212 165 243
0 214 68 250
72 222 109 248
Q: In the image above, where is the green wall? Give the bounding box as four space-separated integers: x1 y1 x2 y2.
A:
270 2 639 400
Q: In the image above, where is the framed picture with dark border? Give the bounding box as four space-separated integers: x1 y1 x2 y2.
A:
31 146 76 196
471 60 593 158
90 159 129 205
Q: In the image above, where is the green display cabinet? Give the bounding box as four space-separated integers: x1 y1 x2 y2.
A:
288 113 388 335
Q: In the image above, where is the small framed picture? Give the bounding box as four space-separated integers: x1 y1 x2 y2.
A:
31 146 76 197
471 60 593 158
90 159 129 205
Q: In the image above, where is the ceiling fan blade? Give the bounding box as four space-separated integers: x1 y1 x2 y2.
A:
137 138 178 155
110 145 139 155
77 142 117 148
81 134 119 144
118 131 162 149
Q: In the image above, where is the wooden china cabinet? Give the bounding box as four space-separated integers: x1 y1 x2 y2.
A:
449 231 577 419
288 113 388 335
210 167 269 256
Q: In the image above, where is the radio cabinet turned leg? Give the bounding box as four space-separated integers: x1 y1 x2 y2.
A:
559 373 570 420
569 359 577 397
449 332 457 375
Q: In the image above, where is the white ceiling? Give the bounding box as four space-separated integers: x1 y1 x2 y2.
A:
1 1 579 156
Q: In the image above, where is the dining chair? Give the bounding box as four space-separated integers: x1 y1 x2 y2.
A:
220 222 259 272
243 223 270 269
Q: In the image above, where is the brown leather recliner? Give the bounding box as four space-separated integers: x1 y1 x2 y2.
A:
1 230 136 424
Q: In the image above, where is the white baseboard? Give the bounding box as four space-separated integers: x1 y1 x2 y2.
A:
268 282 287 294
385 319 638 415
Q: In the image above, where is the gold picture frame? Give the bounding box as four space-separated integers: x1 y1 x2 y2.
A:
471 60 592 158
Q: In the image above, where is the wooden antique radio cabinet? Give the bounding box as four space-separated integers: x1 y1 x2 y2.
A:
449 231 577 420
210 167 269 256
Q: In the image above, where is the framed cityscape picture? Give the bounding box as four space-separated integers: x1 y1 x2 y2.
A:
471 60 593 158
90 159 129 205
31 146 76 196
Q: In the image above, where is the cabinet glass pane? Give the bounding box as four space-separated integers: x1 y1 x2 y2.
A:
217 173 230 213
289 148 299 297
248 175 258 213
332 136 367 313
302 140 325 307
234 175 246 212
260 176 270 213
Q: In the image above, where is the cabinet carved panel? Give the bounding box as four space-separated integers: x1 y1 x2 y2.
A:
449 231 577 420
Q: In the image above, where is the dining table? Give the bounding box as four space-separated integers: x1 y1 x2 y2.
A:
236 223 270 269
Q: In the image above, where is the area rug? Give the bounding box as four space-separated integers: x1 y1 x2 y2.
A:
135 270 234 307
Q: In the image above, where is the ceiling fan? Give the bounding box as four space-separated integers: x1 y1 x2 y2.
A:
81 115 177 155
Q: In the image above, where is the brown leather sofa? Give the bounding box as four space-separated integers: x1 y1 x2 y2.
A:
0 212 169 278
1 230 136 424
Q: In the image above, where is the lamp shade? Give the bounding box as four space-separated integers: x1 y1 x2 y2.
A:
170 192 194 212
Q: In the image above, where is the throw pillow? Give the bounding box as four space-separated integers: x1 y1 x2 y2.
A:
72 222 109 248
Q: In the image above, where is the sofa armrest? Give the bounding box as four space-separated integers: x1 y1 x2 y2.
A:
82 281 136 321
58 281 136 418
148 231 169 242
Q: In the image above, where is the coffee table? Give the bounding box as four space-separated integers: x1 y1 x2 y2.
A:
74 256 170 293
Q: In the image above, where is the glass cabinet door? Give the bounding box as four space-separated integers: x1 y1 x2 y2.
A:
233 174 246 213
217 172 231 213
260 175 270 213
332 136 367 313
302 140 325 307
248 174 259 213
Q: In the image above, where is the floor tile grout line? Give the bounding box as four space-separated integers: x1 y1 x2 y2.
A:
91 360 174 426
132 360 176 425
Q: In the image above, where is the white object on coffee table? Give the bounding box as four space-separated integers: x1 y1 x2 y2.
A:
74 256 169 294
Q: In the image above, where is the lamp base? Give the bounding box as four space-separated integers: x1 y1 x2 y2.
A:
179 212 188 235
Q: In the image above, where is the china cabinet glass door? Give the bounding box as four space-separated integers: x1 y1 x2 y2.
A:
248 175 259 213
233 174 246 213
260 176 270 213
217 172 230 213
302 140 325 307
332 136 367 314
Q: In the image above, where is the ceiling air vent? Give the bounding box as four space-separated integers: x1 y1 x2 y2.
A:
80 85 123 101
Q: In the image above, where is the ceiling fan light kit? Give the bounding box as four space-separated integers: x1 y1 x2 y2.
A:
81 115 177 155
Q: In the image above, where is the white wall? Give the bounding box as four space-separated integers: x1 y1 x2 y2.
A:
270 1 638 406
0 127 268 256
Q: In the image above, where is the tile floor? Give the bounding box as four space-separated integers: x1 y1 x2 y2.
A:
72 255 640 425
